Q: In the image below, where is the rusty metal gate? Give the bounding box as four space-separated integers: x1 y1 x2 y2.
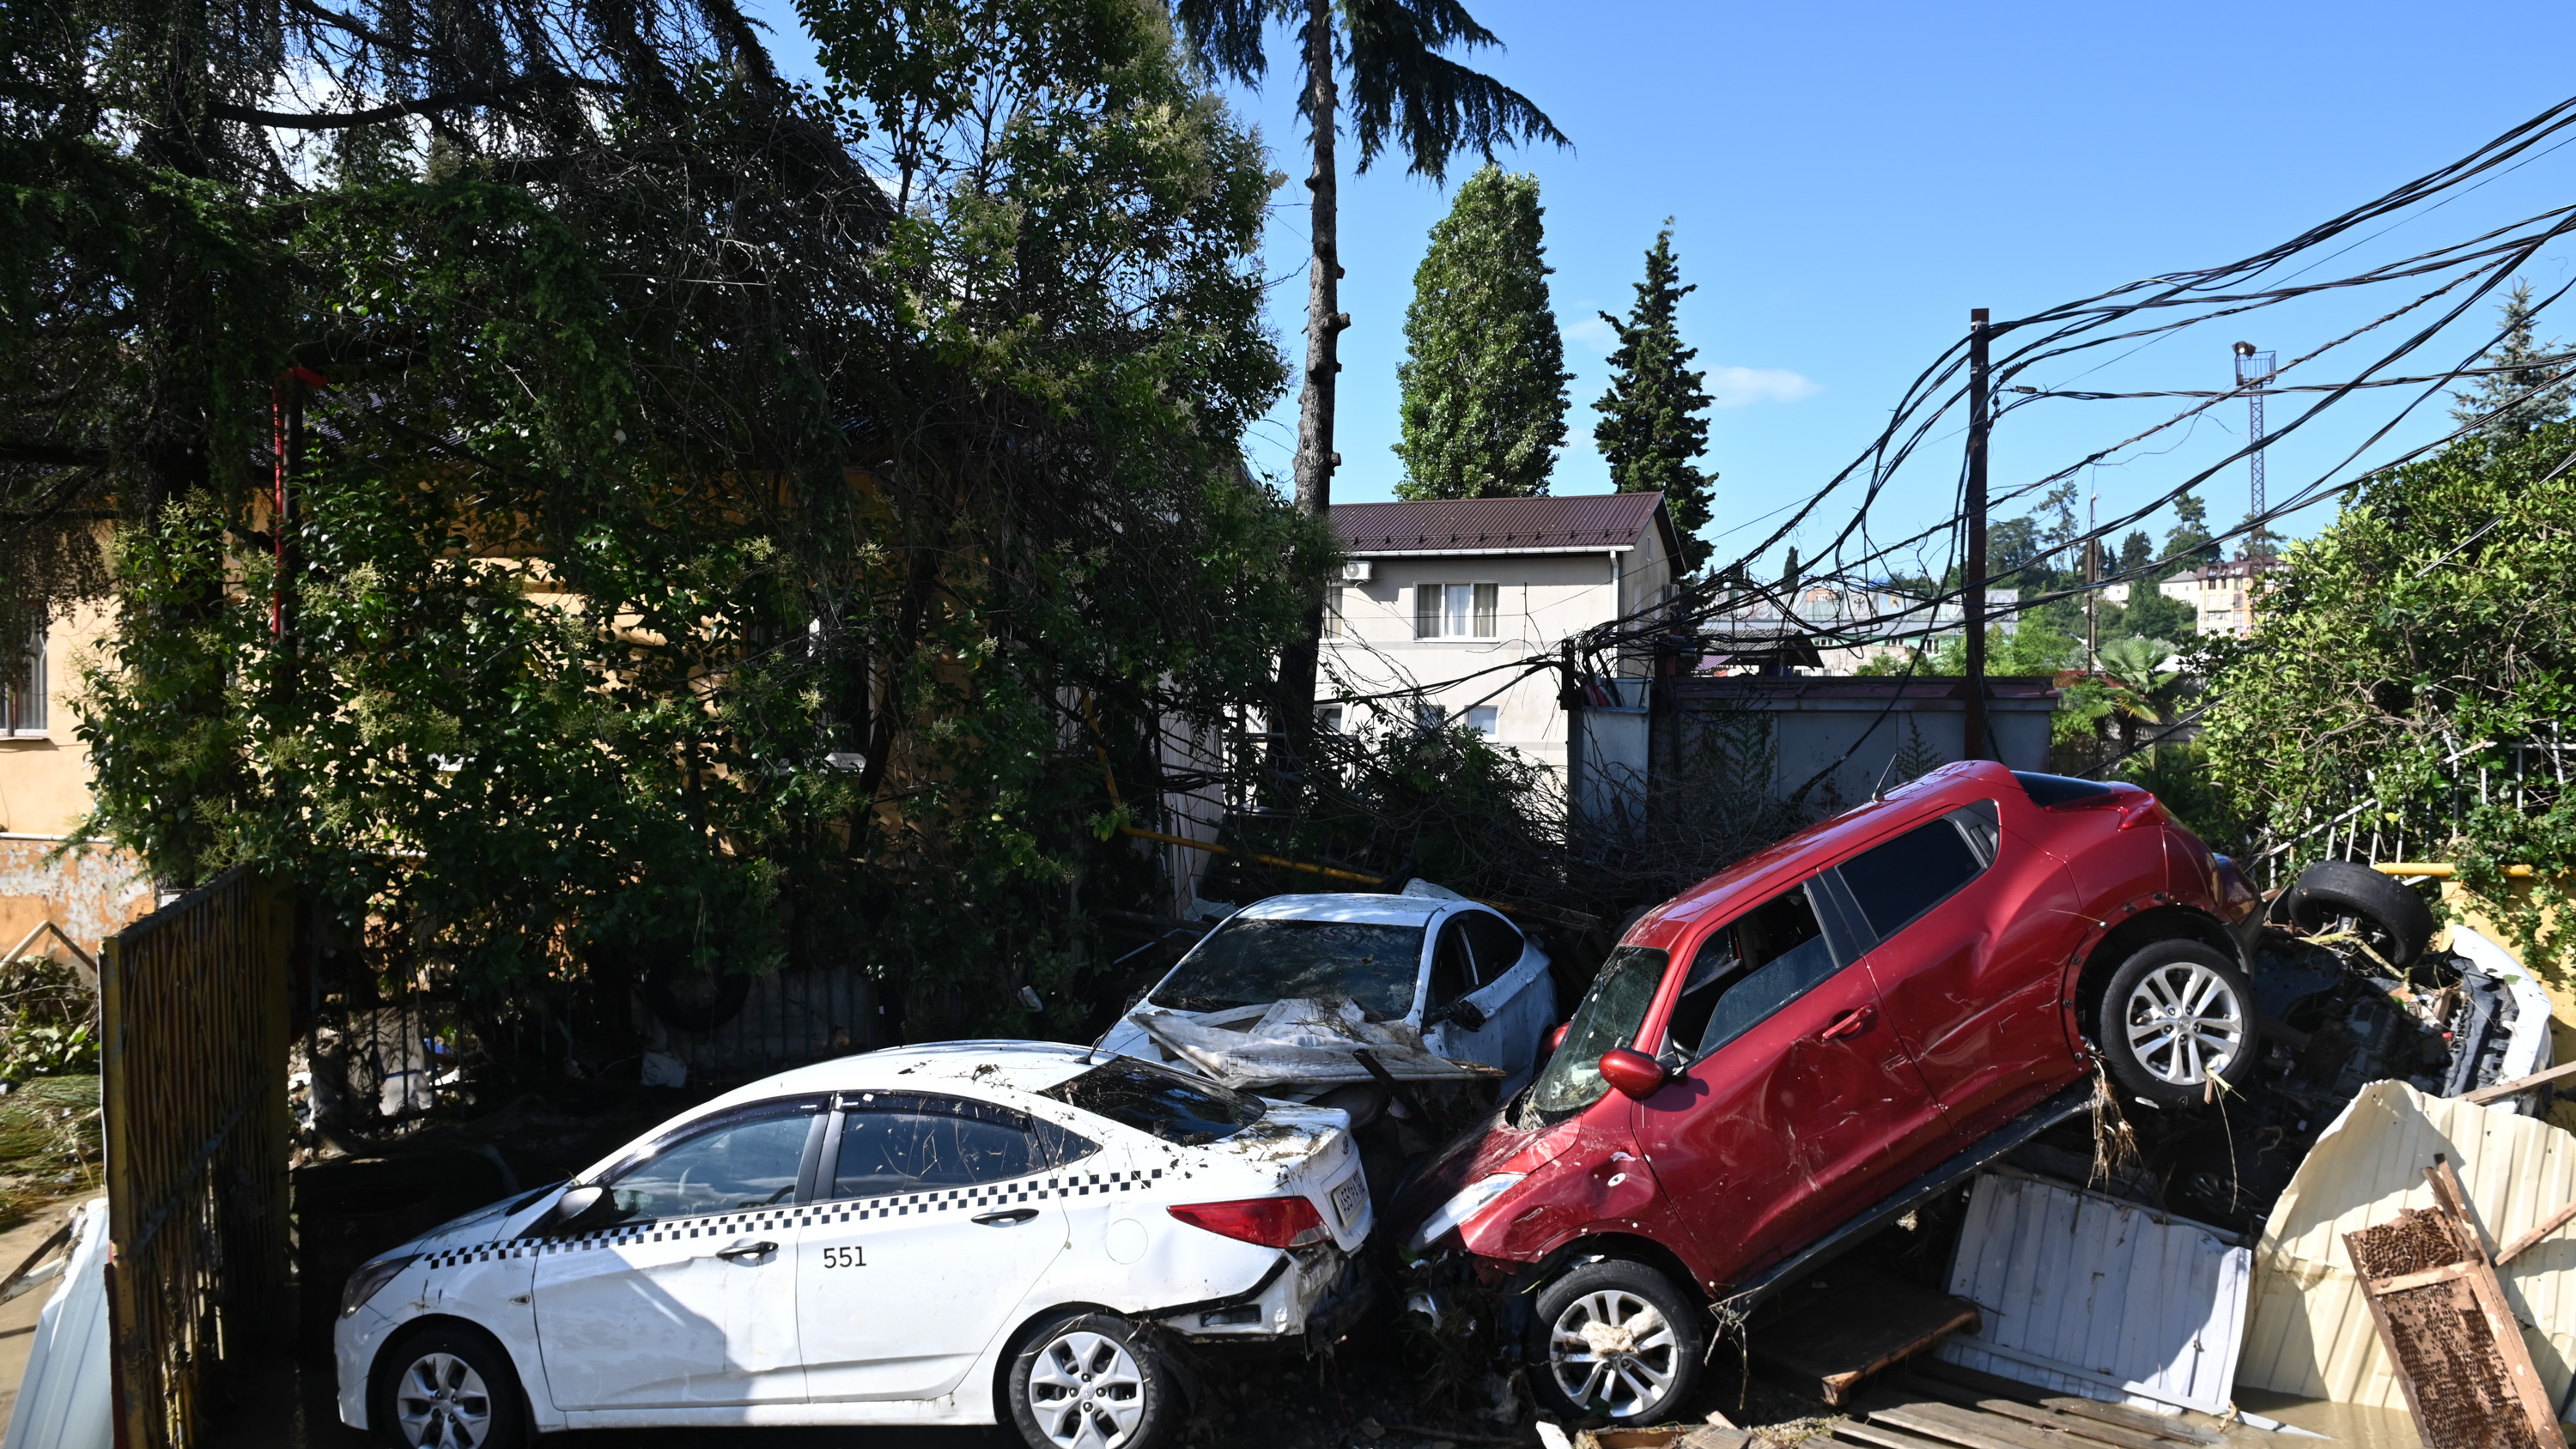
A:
100 865 294 1449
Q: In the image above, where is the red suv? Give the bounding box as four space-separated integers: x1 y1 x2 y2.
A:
1393 761 2263 1424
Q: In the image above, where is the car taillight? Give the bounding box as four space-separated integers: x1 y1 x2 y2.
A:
2116 793 2165 829
1169 1197 1327 1247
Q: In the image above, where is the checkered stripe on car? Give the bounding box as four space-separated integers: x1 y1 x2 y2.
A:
817 1167 1162 1224
412 1167 1163 1270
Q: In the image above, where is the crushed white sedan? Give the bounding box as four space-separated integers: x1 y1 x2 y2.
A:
334 1043 1372 1449
1096 886 1559 1100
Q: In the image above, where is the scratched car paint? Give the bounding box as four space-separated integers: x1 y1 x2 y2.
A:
335 1043 1371 1449
1392 763 2266 1427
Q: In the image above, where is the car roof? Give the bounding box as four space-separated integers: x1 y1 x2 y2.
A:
1230 891 1449 927
677 1042 1104 1120
1626 758 2020 942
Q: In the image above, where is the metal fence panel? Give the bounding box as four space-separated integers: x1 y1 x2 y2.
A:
100 865 292 1449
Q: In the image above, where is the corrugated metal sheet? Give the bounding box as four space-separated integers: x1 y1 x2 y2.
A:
1331 494 1667 554
1936 1169 2252 1416
2239 1080 2576 1416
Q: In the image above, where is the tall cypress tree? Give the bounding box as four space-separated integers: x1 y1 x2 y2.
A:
1593 225 1716 573
1394 166 1570 499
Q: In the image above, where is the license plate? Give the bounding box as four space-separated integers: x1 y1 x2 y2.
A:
1331 1173 1366 1229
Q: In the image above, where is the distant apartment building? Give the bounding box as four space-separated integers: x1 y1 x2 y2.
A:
1705 583 2019 675
1319 492 1680 785
2158 559 2285 640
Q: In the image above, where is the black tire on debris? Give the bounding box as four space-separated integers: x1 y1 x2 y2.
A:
368 1322 528 1449
2285 860 2435 971
2098 938 2262 1109
1525 1257 1706 1427
1005 1310 1176 1449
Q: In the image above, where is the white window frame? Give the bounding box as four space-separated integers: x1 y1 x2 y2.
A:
1465 706 1499 739
4 622 44 737
1323 585 1346 639
1413 582 1501 640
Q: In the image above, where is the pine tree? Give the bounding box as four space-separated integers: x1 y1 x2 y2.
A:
2163 489 2221 573
2451 281 2573 440
1394 166 1571 500
2117 530 2154 574
1593 224 1717 573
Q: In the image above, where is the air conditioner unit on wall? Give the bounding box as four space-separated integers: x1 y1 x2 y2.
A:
1340 560 1373 582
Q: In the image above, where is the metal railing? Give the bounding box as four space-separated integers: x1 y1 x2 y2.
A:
100 864 294 1449
2249 728 2576 889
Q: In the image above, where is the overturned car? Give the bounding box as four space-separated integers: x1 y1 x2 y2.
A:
1393 761 2271 1425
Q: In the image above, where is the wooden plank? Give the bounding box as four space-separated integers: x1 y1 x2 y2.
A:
2427 1156 2566 1447
1895 1375 2177 1449
1753 1265 1981 1407
1910 1361 2221 1445
2494 1196 2576 1268
2369 1261 2482 1294
2462 1058 2576 1106
1870 1398 2074 1449
1835 1419 1966 1449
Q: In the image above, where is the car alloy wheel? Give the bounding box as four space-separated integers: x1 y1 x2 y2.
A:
393 1350 493 1449
1025 1327 1149 1449
1546 1287 1681 1419
2123 957 2247 1087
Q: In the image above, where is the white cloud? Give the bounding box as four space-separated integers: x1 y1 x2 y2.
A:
1563 315 1618 355
1706 366 1821 407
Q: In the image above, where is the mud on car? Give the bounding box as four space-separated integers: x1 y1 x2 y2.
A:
1392 761 2267 1425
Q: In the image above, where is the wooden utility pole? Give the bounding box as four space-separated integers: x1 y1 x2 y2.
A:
1962 308 1990 761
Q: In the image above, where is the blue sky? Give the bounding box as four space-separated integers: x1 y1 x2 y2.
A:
740 0 2576 582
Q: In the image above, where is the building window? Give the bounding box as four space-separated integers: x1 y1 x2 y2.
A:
1414 583 1499 639
4 622 42 737
1316 705 1345 733
1466 706 1498 738
1323 585 1346 639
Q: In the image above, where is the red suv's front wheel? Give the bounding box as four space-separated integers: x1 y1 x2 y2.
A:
1526 1258 1705 1425
2099 939 2259 1108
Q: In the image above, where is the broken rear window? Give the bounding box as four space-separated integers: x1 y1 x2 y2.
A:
1151 917 1426 1020
1043 1059 1267 1145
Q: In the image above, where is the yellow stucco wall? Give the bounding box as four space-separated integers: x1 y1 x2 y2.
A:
0 600 111 837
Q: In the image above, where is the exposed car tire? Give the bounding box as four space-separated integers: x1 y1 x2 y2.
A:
1006 1311 1176 1449
2099 939 2260 1108
2286 860 2434 972
1526 1258 1705 1426
368 1323 526 1449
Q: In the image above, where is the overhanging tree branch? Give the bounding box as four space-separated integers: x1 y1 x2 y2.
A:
210 76 621 130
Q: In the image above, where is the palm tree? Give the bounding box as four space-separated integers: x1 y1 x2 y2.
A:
2097 636 2184 755
1171 0 1567 752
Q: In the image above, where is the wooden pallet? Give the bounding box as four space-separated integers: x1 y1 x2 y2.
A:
1831 1365 2219 1449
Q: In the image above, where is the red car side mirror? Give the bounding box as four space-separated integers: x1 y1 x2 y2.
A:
1545 1022 1571 1055
1598 1047 1667 1100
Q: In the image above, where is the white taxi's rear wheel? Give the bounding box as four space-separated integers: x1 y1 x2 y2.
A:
1006 1311 1173 1449
1527 1258 1704 1424
368 1324 525 1449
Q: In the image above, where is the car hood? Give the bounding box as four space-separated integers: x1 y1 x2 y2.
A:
381 1184 562 1262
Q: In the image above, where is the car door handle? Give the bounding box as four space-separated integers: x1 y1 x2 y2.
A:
974 1209 1039 1226
713 1239 777 1261
1820 1005 1877 1041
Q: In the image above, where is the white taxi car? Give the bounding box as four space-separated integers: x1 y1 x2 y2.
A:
334 1043 1373 1449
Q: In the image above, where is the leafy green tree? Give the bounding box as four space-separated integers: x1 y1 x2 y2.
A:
2117 530 2154 574
1393 166 1569 500
2121 588 2198 641
1165 0 1566 740
1592 224 1716 571
2163 489 2221 573
2451 281 2573 440
38 0 1327 1037
2201 420 2576 970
